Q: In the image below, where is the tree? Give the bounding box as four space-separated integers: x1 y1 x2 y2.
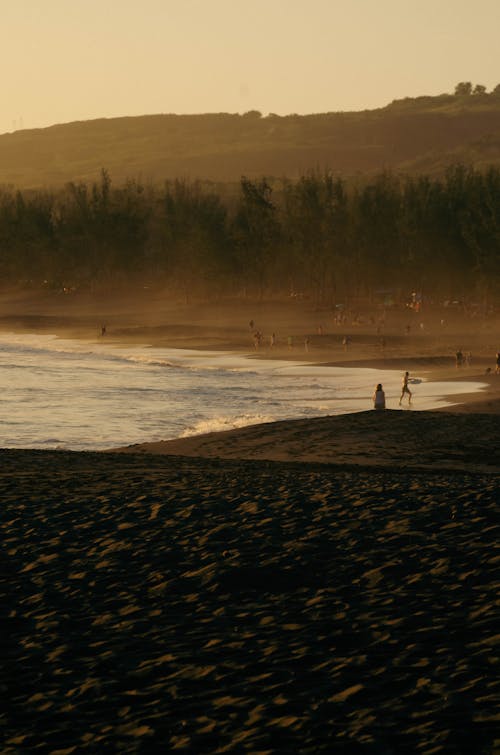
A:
0 188 56 282
232 178 279 296
282 172 350 304
454 82 472 96
350 172 403 296
161 179 230 299
242 110 262 119
473 84 487 95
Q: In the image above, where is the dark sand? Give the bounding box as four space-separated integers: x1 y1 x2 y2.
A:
2 290 500 752
115 410 500 474
3 421 499 753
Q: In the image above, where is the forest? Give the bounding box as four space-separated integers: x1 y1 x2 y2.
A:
0 164 499 307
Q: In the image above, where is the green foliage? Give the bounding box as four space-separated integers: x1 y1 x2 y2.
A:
282 172 350 301
161 179 230 297
0 166 499 304
455 82 473 96
231 178 280 296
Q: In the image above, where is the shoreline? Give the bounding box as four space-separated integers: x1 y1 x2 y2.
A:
0 288 499 445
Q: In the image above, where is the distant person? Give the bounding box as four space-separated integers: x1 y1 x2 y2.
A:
270 332 276 347
455 349 463 368
101 324 106 336
342 335 351 351
399 371 412 405
373 383 386 410
304 336 310 352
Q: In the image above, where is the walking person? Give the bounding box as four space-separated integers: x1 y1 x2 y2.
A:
399 371 412 405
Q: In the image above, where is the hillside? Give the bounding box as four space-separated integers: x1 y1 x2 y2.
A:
2 93 500 188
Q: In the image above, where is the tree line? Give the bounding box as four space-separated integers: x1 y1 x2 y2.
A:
454 81 500 96
0 165 499 305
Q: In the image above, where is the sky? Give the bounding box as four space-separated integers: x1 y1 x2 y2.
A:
2 0 499 135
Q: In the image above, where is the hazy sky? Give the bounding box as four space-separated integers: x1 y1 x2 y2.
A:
2 0 499 134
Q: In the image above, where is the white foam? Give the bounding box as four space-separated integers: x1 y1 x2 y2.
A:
180 414 277 437
0 331 489 450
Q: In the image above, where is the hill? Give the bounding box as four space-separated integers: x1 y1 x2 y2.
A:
2 93 500 188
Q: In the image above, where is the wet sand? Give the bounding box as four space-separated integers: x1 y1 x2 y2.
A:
2 289 500 752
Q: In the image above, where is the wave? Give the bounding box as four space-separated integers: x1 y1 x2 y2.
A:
0 329 489 452
180 413 277 438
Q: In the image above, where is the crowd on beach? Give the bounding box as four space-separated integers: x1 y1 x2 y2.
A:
246 308 500 414
248 303 500 353
247 305 496 358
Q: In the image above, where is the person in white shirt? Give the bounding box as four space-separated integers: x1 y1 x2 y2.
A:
373 383 386 410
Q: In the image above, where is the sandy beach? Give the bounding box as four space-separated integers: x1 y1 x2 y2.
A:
2 289 499 753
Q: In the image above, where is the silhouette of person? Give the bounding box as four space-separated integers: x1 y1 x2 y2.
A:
373 383 386 410
399 371 412 405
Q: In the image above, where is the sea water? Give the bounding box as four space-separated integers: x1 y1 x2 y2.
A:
0 332 486 451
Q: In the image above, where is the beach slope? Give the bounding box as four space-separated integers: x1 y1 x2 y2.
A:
115 409 500 474
3 408 499 753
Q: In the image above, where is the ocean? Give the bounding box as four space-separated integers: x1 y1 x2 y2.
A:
0 332 486 451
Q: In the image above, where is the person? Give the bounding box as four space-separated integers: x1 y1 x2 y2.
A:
399 371 412 405
253 330 262 349
373 383 386 410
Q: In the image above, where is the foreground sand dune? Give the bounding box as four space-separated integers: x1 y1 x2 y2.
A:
3 409 499 753
115 409 500 474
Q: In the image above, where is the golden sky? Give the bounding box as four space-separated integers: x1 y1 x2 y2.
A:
2 0 499 134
